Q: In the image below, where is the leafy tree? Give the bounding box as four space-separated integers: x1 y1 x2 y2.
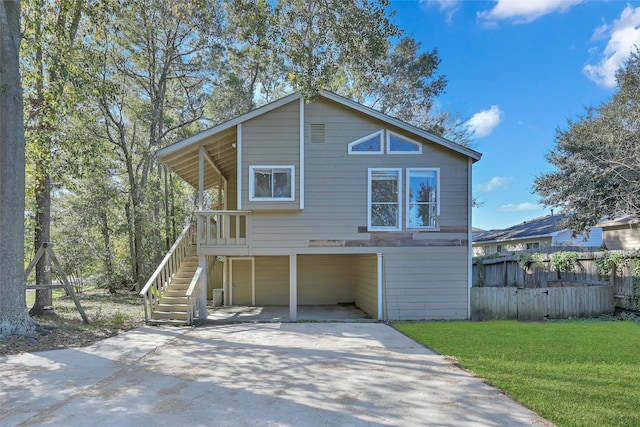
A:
21 0 85 314
0 0 36 337
534 50 640 233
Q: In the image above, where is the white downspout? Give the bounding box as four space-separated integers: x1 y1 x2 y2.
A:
299 98 305 210
237 124 242 210
467 157 473 320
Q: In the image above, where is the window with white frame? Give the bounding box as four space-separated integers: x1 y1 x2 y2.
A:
387 131 422 154
249 166 294 201
348 130 384 154
368 168 402 231
406 168 439 228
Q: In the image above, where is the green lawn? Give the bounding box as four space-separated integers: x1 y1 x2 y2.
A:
394 320 640 427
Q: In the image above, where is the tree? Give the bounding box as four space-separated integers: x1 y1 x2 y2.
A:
534 50 640 234
0 0 36 337
21 0 85 314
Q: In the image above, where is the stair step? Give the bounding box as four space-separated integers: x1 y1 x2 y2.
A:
148 319 188 326
155 303 188 311
167 283 190 290
151 311 189 320
159 296 188 304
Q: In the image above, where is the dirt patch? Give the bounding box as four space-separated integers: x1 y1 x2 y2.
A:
0 289 145 356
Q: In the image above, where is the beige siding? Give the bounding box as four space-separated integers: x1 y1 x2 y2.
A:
382 247 469 320
241 101 300 211
354 254 378 318
245 97 470 252
255 256 289 305
603 225 640 250
297 255 355 305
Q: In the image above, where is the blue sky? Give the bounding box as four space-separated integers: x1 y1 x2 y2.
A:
389 0 639 231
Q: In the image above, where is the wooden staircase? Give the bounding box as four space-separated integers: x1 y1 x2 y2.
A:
150 247 199 325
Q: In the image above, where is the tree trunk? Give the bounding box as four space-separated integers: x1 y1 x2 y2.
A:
30 169 52 315
0 0 36 337
100 210 116 293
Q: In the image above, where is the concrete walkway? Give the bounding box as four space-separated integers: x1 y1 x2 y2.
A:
1 323 554 427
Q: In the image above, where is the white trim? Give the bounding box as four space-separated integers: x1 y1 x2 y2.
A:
229 257 255 306
320 90 482 162
368 168 403 231
237 124 242 210
377 253 383 321
386 131 422 154
405 168 440 229
289 254 297 321
348 130 384 155
249 165 296 201
157 93 303 159
467 158 473 320
299 98 305 210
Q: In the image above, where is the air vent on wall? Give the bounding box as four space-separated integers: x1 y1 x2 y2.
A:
310 123 325 143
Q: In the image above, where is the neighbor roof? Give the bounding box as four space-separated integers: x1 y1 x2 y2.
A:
473 214 566 244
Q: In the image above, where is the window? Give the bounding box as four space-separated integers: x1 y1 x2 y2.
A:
387 131 422 154
348 131 384 154
406 169 439 228
368 168 402 231
526 242 540 250
249 166 294 201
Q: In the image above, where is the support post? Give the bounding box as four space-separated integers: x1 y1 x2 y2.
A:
199 146 205 211
377 253 383 321
199 255 208 320
289 254 297 321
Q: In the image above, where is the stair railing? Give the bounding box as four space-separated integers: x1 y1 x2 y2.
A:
140 223 197 323
185 266 204 325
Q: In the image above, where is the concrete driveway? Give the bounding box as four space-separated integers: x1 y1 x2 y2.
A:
1 323 554 426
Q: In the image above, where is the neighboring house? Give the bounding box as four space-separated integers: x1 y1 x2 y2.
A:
472 214 602 257
146 91 482 323
596 216 640 250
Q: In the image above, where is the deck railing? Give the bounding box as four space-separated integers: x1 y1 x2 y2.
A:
139 223 196 323
196 210 252 249
186 267 204 325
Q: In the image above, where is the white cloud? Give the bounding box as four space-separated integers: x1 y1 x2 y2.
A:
583 5 640 88
477 176 512 193
499 202 542 212
466 105 503 138
421 0 461 23
478 0 582 24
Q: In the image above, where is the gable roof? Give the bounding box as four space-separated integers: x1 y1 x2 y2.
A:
596 215 639 229
156 91 482 190
473 214 567 244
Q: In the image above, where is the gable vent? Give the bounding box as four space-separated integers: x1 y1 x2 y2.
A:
309 123 325 143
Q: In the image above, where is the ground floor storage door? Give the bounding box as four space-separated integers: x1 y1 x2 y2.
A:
230 258 254 305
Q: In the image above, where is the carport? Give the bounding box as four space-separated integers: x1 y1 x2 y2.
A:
211 253 382 321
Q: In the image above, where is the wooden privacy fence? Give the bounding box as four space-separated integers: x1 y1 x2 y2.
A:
471 285 614 321
472 249 639 309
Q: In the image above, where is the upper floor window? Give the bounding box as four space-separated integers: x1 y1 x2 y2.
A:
348 131 384 154
249 166 294 201
407 168 439 228
368 168 402 231
349 130 422 155
387 131 422 154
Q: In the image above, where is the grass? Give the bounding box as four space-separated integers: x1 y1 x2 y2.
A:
1 288 145 356
394 319 640 427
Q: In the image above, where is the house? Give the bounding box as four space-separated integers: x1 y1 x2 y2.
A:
141 91 482 324
472 213 602 257
596 216 640 250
